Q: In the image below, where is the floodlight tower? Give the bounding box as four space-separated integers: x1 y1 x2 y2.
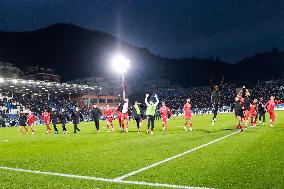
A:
112 54 130 100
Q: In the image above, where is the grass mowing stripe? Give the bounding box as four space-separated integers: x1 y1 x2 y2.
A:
0 166 213 189
114 130 242 181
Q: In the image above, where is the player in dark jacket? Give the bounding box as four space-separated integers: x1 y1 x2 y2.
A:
91 105 102 132
18 111 29 135
59 109 68 134
233 96 244 132
50 108 59 134
132 101 142 133
238 86 250 127
71 107 81 133
210 77 224 125
258 97 266 124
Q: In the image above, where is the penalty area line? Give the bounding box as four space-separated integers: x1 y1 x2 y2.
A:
0 166 213 189
114 130 241 181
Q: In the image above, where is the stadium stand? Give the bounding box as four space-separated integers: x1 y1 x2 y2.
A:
1 77 284 127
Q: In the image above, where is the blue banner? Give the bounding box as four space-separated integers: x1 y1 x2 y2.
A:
276 103 284 108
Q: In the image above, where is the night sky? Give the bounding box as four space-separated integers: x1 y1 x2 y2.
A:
0 0 283 63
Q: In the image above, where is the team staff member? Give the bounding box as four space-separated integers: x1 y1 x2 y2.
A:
91 105 102 132
50 108 59 134
233 96 244 132
59 109 68 134
258 97 266 124
210 77 224 126
132 101 142 133
19 111 29 135
71 107 81 133
145 94 159 134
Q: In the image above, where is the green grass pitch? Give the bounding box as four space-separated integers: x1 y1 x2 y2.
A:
0 112 283 189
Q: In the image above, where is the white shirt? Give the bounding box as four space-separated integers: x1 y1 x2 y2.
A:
122 102 129 113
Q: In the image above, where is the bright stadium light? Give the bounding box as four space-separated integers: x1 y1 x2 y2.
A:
111 54 130 100
112 54 130 74
0 78 4 83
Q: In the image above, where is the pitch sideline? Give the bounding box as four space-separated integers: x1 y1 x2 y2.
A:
0 166 213 189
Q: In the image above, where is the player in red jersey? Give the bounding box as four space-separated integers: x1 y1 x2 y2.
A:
243 93 251 127
121 98 130 133
27 110 36 134
183 99 193 131
104 105 114 132
116 102 124 129
117 110 124 129
159 102 172 132
265 96 276 127
42 109 51 134
238 87 250 127
116 102 124 130
249 99 258 127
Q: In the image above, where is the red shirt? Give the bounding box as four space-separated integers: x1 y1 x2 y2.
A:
266 100 276 112
249 103 256 114
42 112 50 121
105 108 113 117
159 106 171 116
27 113 35 123
183 103 191 115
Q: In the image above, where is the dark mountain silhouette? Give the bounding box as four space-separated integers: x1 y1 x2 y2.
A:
0 23 283 87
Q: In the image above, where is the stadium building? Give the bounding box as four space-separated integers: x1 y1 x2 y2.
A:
0 61 23 79
25 66 62 82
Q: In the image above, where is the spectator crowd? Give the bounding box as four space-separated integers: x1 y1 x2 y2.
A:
153 83 236 114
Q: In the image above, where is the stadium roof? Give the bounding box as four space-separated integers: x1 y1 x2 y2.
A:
0 78 100 95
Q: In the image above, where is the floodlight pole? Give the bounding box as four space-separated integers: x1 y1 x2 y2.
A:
122 73 126 100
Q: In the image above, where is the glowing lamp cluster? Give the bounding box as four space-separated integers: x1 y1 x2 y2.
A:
112 54 130 74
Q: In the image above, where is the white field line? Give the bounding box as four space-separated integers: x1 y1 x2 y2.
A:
0 166 213 189
0 139 9 142
114 130 241 181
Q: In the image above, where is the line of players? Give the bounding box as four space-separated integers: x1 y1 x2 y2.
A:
18 107 81 135
232 87 279 132
18 94 193 135
18 91 278 135
98 94 193 134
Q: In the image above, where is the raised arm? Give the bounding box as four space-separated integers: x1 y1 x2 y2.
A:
145 94 149 106
154 94 159 106
219 76 224 91
237 88 244 97
210 77 214 92
245 89 250 96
